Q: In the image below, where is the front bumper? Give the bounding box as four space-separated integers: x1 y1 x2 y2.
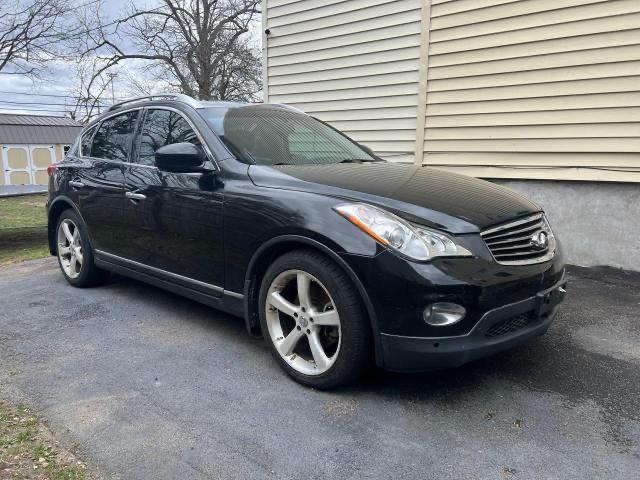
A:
379 275 567 372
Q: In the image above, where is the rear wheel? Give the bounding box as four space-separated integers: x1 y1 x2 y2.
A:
259 250 371 389
56 209 108 287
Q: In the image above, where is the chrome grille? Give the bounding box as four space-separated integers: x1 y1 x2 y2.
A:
481 213 555 266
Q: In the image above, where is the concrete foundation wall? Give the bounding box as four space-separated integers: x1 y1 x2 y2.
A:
492 179 640 272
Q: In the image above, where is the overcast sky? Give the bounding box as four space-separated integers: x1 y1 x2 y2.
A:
0 0 261 118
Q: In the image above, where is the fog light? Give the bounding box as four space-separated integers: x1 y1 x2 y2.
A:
423 302 466 326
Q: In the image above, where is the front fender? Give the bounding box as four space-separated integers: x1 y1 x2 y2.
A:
242 234 385 367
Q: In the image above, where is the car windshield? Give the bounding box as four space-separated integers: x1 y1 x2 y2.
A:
199 105 379 166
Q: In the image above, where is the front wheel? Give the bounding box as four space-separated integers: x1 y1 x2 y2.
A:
259 250 371 389
56 209 108 287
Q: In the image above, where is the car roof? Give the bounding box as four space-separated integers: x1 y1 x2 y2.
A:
84 95 304 131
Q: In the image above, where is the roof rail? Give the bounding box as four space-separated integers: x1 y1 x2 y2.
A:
107 93 202 112
271 103 306 114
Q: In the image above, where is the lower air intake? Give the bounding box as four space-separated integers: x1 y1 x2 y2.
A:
485 314 532 338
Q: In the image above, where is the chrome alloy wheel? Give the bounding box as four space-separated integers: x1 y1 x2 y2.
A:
265 269 341 375
57 218 83 279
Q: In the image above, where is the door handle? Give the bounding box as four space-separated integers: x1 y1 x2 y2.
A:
126 191 146 201
69 180 85 189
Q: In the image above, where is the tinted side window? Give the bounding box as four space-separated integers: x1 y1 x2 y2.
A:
136 109 201 166
91 110 140 161
80 126 97 157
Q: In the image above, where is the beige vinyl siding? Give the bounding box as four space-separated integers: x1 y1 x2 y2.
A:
264 0 422 158
265 0 640 181
421 0 640 181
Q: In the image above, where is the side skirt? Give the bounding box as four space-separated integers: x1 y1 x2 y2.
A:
94 251 244 319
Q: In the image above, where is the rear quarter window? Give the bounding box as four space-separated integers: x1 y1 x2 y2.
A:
80 126 97 157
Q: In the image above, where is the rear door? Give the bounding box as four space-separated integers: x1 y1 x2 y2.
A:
122 107 225 292
76 109 140 254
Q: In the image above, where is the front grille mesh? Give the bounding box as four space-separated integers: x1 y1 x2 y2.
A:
481 213 554 265
485 314 531 338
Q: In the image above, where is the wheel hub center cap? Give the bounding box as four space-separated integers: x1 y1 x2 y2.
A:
299 315 308 328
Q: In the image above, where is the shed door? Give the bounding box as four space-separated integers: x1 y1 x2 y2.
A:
30 146 55 185
1 145 55 185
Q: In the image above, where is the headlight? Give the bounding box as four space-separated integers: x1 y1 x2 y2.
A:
334 203 472 261
543 215 556 242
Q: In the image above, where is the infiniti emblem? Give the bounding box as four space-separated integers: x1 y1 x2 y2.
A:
530 230 549 250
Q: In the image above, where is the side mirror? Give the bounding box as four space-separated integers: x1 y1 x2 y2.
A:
155 142 206 173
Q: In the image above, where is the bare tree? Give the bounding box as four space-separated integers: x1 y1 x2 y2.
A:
65 57 115 123
0 0 70 77
82 0 261 101
215 36 261 101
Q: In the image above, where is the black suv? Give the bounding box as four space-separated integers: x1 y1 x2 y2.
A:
47 94 567 389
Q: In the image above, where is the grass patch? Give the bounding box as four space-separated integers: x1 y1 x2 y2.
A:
0 194 47 229
0 194 49 265
0 228 49 265
0 401 89 479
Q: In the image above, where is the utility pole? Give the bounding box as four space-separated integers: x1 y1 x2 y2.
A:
107 73 117 104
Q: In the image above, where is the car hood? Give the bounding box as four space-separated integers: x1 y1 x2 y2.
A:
247 162 539 234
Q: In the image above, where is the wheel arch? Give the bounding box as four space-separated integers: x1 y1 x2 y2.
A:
47 196 86 255
243 235 384 367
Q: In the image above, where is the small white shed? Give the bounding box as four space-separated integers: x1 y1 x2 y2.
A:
0 114 83 186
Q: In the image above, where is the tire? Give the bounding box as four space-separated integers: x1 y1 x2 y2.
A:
55 209 109 287
259 249 371 389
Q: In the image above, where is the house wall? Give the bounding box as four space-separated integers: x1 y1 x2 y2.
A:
263 0 423 160
264 0 640 180
420 0 640 183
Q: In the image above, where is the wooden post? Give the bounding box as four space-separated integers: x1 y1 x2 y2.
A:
262 0 269 104
414 0 432 166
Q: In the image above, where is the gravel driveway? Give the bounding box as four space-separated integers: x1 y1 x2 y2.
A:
1 258 638 479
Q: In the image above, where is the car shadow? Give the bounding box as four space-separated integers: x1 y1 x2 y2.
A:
356 351 527 400
102 272 262 348
103 272 527 398
63 266 640 452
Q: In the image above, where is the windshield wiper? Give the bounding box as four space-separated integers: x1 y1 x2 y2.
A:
337 158 378 163
269 159 379 166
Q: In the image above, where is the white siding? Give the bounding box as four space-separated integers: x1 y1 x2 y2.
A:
264 0 423 158
421 0 640 181
264 0 640 181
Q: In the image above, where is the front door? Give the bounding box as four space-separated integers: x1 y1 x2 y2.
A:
122 107 225 292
